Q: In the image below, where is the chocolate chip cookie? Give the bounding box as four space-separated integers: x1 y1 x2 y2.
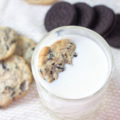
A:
24 0 57 5
38 39 77 82
15 36 36 65
0 55 32 108
0 27 17 61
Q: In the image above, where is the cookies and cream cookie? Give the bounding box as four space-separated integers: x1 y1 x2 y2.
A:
0 55 32 108
38 39 77 82
0 27 17 61
15 36 36 65
24 0 57 5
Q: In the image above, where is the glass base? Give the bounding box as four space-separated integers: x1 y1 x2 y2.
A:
39 96 105 120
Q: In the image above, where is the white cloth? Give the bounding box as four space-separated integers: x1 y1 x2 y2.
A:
0 0 120 120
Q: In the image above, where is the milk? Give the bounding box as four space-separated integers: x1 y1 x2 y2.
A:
32 26 112 120
36 35 108 99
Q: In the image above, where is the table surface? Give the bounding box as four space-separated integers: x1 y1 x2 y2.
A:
0 0 120 120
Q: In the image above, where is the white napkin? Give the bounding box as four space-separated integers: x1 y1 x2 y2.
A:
0 0 120 120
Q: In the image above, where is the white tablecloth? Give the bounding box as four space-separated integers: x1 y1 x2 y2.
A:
0 0 120 120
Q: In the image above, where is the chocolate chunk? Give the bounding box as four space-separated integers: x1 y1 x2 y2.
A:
6 44 9 50
11 40 16 44
20 81 26 92
40 69 43 74
73 52 77 57
32 47 35 51
5 86 12 90
56 66 64 70
74 3 95 27
50 71 53 74
2 62 9 71
52 63 55 65
10 91 15 98
44 2 77 31
48 50 54 60
59 63 62 66
2 62 6 69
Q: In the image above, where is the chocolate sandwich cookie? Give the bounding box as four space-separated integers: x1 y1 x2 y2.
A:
105 14 120 48
44 2 77 32
74 3 95 27
91 5 115 36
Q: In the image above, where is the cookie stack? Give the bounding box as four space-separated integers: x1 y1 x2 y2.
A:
44 2 120 48
0 27 36 108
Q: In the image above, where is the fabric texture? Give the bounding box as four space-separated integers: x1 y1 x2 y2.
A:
0 0 120 120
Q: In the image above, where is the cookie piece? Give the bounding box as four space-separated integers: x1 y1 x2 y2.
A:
91 5 115 36
15 36 36 65
0 55 32 108
105 14 120 48
24 0 57 5
23 47 36 65
45 2 77 31
38 39 77 82
0 27 17 61
74 3 95 27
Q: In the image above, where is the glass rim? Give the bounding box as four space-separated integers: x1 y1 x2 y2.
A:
32 26 114 101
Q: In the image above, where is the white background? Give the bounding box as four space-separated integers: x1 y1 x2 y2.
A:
0 0 120 120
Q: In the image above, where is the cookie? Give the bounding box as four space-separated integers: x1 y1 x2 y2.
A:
0 27 17 61
15 36 36 65
74 3 95 27
23 47 36 65
38 39 77 82
24 0 57 5
91 5 115 36
105 14 120 48
0 55 32 108
44 2 77 31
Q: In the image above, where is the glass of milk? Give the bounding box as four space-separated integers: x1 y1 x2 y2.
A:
32 26 113 120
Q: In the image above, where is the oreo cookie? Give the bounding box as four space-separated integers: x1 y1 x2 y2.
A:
74 3 95 27
105 14 120 48
91 5 115 36
44 2 77 32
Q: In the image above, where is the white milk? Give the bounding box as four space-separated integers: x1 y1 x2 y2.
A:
37 35 108 99
32 26 112 120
